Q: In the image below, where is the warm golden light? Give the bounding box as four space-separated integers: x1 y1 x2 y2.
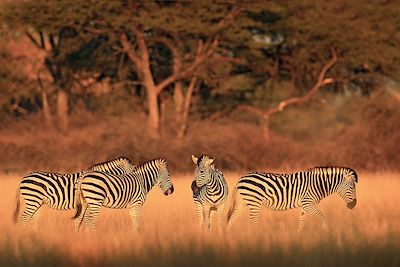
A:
2 172 399 266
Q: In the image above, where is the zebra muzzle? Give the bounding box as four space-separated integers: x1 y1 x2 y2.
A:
347 199 357 209
191 181 200 197
165 185 174 196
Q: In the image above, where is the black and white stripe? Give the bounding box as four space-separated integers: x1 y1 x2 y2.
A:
91 157 135 174
191 155 228 231
227 166 358 231
73 158 174 232
13 157 134 230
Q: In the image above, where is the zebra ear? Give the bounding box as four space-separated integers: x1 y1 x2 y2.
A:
206 158 215 166
191 155 198 164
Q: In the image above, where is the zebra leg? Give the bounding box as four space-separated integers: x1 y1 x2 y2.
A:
20 201 42 230
30 209 41 231
248 204 261 229
203 207 211 231
303 203 327 230
226 202 244 231
129 206 142 232
216 203 226 234
209 208 217 231
195 202 204 230
74 203 88 233
298 209 307 233
83 204 102 233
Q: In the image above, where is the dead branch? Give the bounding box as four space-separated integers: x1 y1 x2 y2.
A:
239 48 338 121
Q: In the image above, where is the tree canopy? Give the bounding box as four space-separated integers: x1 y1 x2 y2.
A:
1 0 399 134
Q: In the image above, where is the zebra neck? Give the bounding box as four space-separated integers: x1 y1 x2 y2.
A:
205 171 219 191
135 161 160 193
310 172 344 196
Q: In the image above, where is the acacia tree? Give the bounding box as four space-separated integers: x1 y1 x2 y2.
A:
0 32 37 120
279 1 400 92
1 1 86 131
238 48 337 139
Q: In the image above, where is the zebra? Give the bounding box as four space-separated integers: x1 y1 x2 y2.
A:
226 166 358 232
72 158 174 233
191 154 228 232
13 156 135 231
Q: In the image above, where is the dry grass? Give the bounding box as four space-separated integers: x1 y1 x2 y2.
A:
1 172 399 267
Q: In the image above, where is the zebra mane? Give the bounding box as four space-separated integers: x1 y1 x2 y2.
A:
90 156 132 168
307 166 358 182
197 154 215 168
137 158 168 170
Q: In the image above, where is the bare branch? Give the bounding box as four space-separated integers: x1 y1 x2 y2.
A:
236 105 267 118
237 48 338 122
24 31 42 49
267 48 337 115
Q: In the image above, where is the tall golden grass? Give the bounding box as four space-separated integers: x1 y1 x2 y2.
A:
1 172 399 266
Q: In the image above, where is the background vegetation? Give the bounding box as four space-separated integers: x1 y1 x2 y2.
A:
0 0 399 173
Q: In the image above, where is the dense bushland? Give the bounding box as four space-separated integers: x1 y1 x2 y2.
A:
0 91 398 174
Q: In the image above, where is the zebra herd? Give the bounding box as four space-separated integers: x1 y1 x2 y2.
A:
13 154 358 233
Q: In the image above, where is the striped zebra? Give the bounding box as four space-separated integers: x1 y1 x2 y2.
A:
191 155 228 231
13 157 135 231
226 166 358 232
72 158 174 232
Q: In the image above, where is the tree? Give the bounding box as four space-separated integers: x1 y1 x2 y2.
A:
279 1 400 93
238 48 337 139
1 0 88 131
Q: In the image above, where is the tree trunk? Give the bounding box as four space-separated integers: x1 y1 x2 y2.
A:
177 77 197 139
41 90 54 129
147 86 160 139
56 89 69 132
173 82 184 119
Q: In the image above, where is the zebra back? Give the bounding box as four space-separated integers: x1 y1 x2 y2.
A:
307 166 358 183
89 156 135 175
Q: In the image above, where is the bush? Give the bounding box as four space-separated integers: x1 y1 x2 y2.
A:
0 91 398 174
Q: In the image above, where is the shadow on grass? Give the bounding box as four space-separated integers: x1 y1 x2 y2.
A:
2 234 399 267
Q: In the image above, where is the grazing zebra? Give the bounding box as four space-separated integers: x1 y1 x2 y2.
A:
227 166 358 232
13 157 135 230
191 155 228 232
73 158 174 233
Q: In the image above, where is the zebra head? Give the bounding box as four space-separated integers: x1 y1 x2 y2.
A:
191 154 215 196
156 159 174 196
337 168 358 209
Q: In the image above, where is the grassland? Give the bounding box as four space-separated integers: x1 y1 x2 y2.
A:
0 172 399 267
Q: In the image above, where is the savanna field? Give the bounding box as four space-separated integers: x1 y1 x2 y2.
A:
1 172 399 267
1 1 400 266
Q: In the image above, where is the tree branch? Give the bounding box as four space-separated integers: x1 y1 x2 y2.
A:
267 47 337 116
153 7 242 95
24 30 42 49
119 32 141 68
239 48 338 121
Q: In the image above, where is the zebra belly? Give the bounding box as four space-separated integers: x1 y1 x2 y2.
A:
264 200 300 211
102 195 144 209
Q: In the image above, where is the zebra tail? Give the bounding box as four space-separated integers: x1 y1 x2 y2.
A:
71 187 84 220
13 188 20 224
226 187 238 223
